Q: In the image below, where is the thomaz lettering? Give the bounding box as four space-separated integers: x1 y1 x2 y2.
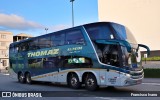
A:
27 49 59 57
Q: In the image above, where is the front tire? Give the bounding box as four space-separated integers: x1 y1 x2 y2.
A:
18 73 25 83
85 74 98 91
26 73 32 84
68 74 81 89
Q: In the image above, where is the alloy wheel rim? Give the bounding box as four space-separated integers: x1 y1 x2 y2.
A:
87 78 95 87
71 77 78 86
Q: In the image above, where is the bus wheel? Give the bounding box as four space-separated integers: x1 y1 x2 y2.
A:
26 73 32 84
18 73 25 83
85 74 98 91
68 74 81 89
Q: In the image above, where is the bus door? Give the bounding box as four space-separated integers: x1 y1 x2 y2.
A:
104 44 122 86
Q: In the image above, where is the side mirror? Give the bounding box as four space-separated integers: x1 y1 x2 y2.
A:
137 44 150 56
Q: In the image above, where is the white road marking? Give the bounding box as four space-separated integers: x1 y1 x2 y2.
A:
142 83 160 86
95 97 127 100
3 73 10 75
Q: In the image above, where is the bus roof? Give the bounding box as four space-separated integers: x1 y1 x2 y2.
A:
10 22 124 46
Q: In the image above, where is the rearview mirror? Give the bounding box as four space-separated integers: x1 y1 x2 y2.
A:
137 44 150 55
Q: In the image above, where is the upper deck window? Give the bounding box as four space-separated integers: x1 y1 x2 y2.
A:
29 39 39 50
19 42 29 51
38 35 51 49
85 24 114 40
84 23 129 41
52 32 65 46
110 23 126 40
65 30 85 45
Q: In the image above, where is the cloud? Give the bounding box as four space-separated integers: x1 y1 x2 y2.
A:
48 24 70 32
0 13 44 30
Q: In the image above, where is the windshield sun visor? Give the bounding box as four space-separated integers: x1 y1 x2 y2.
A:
95 39 132 53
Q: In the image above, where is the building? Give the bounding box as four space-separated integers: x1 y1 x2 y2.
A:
13 33 32 42
98 0 160 50
141 50 160 58
0 32 32 70
0 31 13 70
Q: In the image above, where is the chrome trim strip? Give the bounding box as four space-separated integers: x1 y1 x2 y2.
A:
131 73 144 79
129 76 144 81
130 69 143 74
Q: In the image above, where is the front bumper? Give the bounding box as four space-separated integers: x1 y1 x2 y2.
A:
122 69 144 86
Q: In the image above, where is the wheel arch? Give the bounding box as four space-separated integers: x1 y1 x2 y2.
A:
18 71 24 77
24 71 31 77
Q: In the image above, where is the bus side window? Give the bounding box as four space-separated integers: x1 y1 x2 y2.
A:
52 32 65 46
9 45 15 53
43 57 56 68
38 35 51 49
86 27 100 40
14 46 19 53
65 30 85 45
19 42 29 52
28 58 43 68
28 39 39 50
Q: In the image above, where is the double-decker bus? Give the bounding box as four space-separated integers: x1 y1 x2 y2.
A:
9 22 150 91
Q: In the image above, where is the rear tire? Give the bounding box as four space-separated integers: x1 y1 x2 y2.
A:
85 74 98 91
26 73 32 84
68 73 81 89
18 73 25 83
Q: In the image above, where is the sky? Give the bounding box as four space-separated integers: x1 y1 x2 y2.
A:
0 0 98 36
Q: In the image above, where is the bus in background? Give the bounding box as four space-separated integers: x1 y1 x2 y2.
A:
9 22 150 91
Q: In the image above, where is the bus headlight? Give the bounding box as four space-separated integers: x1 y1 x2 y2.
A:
126 74 131 78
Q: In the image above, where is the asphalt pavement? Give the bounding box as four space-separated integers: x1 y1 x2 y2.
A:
142 61 160 68
0 73 160 100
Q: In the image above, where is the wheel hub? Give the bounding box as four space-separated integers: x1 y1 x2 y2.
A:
71 77 77 86
20 75 23 81
87 78 94 87
26 77 30 83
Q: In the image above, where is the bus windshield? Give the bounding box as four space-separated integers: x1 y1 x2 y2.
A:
84 22 142 70
84 23 125 41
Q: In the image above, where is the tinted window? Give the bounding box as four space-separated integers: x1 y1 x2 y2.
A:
52 32 65 46
19 42 29 52
38 35 51 49
9 45 15 53
100 44 120 67
86 27 100 40
110 23 126 40
28 39 39 50
65 30 85 45
43 57 58 68
85 24 115 40
28 58 43 68
15 46 19 53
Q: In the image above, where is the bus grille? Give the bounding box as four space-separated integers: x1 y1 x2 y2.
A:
130 69 144 79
